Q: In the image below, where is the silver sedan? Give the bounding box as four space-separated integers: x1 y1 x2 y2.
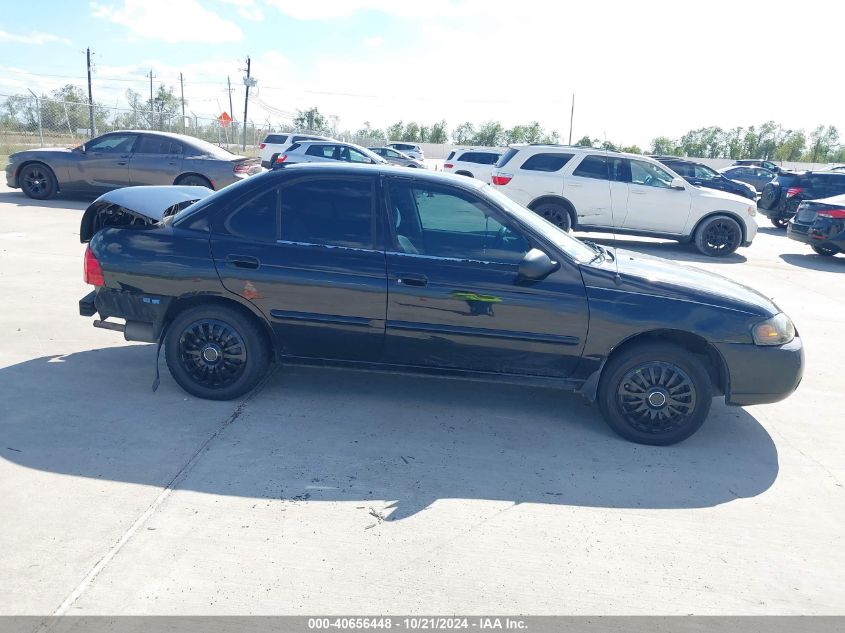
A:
369 147 426 168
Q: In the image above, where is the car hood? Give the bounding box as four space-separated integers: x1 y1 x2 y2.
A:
692 184 753 206
11 146 74 159
580 248 778 317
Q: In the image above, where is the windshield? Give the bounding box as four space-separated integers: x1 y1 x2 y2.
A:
480 184 598 263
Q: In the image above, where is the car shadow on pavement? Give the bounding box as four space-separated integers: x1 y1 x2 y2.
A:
779 252 845 271
589 237 748 264
0 345 780 520
0 190 94 210
756 226 788 236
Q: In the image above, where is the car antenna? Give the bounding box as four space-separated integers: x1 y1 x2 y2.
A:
604 146 622 285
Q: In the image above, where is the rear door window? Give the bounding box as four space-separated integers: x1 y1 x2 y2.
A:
280 177 375 249
216 187 279 242
520 153 574 172
305 144 337 159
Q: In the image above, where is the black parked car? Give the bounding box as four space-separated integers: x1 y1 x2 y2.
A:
719 165 776 193
787 194 845 256
731 159 782 174
653 158 757 200
78 165 803 446
759 170 845 228
5 130 261 200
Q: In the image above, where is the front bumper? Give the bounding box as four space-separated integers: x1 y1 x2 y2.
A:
5 162 17 188
715 336 804 406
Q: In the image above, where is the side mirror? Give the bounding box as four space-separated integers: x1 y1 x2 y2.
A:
518 248 559 281
670 176 686 190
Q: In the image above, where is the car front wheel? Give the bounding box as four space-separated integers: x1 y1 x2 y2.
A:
20 163 57 200
597 343 712 445
165 304 271 400
694 215 742 257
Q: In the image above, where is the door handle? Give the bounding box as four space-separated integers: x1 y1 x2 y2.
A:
631 190 647 195
569 183 582 188
227 255 260 269
396 273 428 287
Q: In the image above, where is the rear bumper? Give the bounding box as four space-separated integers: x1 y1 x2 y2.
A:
715 337 804 406
80 288 172 342
787 220 812 244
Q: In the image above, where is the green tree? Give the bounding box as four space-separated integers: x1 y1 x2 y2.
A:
650 136 677 155
428 120 448 144
575 135 593 147
805 125 839 163
356 121 386 143
402 122 421 142
620 145 642 154
524 121 544 143
506 125 528 144
452 121 474 145
472 121 505 147
774 130 806 162
540 129 559 144
385 121 404 142
294 106 328 132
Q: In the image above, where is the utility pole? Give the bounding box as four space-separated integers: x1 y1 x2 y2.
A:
86 47 95 138
242 57 251 150
148 68 155 128
568 93 575 145
179 72 186 133
227 76 235 141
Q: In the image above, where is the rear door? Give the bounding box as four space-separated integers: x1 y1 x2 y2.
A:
624 158 691 233
210 173 387 361
303 144 339 163
129 135 184 185
74 133 138 190
382 176 588 377
565 154 626 227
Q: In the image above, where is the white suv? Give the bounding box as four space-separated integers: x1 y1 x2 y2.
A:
443 148 502 182
491 145 758 257
259 133 333 168
272 140 387 167
386 143 424 160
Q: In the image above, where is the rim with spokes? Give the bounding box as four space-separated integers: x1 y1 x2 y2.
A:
539 206 570 231
22 166 49 196
702 220 739 252
616 361 697 434
178 319 247 388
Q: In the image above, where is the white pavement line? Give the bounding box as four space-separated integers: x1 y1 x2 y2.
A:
39 371 275 624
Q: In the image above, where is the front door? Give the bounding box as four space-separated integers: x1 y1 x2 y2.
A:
210 174 387 361
624 158 691 233
129 135 184 185
74 133 137 190
382 177 588 377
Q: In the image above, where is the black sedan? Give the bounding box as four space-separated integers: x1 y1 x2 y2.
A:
78 164 803 446
787 194 845 256
6 130 261 200
720 165 776 193
654 158 757 200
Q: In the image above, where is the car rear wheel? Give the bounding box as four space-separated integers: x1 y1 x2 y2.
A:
20 163 57 200
811 244 838 257
175 174 213 189
597 343 712 445
533 202 572 232
694 215 742 257
165 304 271 400
771 217 789 229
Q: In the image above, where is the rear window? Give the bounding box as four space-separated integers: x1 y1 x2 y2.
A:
446 151 456 160
263 134 288 144
286 142 301 153
520 153 574 172
495 148 520 168
392 144 416 151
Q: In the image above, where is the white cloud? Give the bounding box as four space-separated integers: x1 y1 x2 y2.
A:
362 36 383 48
0 28 71 45
91 0 242 43
219 0 264 21
265 0 481 20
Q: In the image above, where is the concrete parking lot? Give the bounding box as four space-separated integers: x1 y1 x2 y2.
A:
1 183 843 615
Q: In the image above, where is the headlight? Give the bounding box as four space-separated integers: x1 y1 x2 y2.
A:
751 313 795 346
747 204 757 217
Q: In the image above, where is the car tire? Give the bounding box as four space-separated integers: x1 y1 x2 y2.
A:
597 343 712 446
811 244 838 257
455 171 473 178
165 304 271 401
771 217 789 229
694 215 742 257
407 164 418 168
533 202 573 232
175 174 213 189
19 163 58 200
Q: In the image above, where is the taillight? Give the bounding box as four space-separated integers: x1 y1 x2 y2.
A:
259 143 266 149
786 186 804 197
84 245 104 287
491 174 512 185
275 154 287 164
817 209 845 219
443 163 454 169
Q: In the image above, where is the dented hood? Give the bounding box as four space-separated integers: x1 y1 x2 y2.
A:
80 185 213 243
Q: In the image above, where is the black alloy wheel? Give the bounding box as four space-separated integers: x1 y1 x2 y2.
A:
20 163 57 200
534 203 572 232
615 362 697 435
771 217 789 229
695 216 742 257
177 319 247 389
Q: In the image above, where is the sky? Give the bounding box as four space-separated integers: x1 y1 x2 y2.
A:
1 0 843 148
